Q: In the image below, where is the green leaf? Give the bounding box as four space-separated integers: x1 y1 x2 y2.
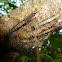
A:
0 5 2 8
51 59 62 62
19 56 31 62
21 0 23 3
12 1 16 4
31 50 36 62
0 0 8 1
49 34 62 48
40 53 53 62
40 54 52 59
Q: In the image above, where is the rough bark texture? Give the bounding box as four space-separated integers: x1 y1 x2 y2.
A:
0 0 62 50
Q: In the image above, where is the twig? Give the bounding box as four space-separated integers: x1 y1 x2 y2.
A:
35 46 40 62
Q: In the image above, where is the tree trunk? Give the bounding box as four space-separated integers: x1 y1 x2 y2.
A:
0 0 62 62
0 0 62 53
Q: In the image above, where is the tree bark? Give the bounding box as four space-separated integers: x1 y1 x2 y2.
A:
0 0 62 62
0 0 62 50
